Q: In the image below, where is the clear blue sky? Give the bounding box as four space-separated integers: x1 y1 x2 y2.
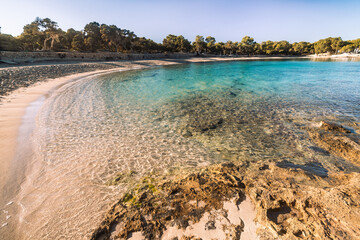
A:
0 0 359 43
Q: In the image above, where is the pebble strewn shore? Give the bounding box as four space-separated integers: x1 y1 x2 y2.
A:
0 62 123 97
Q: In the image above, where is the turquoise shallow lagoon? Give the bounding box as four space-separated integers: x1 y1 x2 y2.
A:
17 60 360 239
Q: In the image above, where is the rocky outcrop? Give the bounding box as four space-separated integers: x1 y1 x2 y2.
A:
91 92 360 240
319 121 351 133
91 163 247 240
308 121 360 166
244 163 360 239
92 162 360 240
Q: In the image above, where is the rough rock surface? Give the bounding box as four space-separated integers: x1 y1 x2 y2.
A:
308 121 360 166
244 163 360 239
91 91 360 240
91 163 247 240
319 121 352 133
92 162 360 240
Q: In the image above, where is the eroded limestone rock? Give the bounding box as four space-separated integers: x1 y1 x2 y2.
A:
91 163 246 240
92 91 360 240
92 163 360 240
308 122 360 166
244 163 360 239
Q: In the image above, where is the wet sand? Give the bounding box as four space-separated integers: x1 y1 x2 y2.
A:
0 63 163 239
0 68 138 210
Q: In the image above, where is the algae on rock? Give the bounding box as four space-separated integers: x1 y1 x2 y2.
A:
91 163 246 240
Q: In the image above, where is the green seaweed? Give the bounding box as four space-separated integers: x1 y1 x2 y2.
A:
107 170 137 186
147 183 158 193
122 193 134 203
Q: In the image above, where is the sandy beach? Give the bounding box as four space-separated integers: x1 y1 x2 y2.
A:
0 68 149 239
0 56 310 191
309 53 360 59
0 57 261 239
0 55 312 176
1 56 359 240
0 68 134 198
2 0 360 237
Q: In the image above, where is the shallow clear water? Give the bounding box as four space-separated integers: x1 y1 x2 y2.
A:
16 60 360 239
102 60 360 120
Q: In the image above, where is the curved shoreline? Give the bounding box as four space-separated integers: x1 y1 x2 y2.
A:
1 57 359 239
0 64 154 239
0 55 315 189
0 57 264 238
0 56 314 97
0 68 137 223
0 55 352 199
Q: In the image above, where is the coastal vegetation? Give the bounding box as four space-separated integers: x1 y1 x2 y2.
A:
1 17 359 55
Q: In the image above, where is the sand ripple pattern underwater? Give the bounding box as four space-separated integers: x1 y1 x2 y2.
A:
17 60 360 239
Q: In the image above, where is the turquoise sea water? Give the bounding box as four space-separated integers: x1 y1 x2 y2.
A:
17 60 360 239
99 60 360 119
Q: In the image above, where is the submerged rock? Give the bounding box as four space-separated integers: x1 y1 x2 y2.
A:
152 90 306 163
106 170 137 186
319 121 352 133
276 160 329 178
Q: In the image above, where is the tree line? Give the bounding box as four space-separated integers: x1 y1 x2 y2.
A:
1 17 359 55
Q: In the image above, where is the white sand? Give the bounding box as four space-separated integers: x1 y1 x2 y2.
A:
309 53 360 59
161 197 260 240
